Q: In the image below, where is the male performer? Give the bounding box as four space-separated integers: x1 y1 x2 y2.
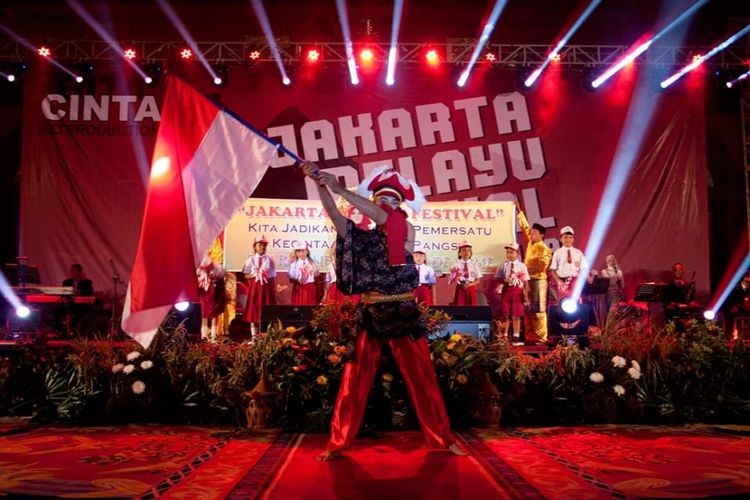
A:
663 262 695 312
449 242 483 305
242 235 276 338
495 243 529 340
516 202 552 342
63 263 94 296
288 242 319 305
549 226 588 301
413 250 437 306
303 162 465 461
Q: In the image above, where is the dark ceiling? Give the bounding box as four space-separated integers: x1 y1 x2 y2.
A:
1 0 749 48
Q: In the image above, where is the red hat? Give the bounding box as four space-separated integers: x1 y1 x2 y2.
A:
254 234 268 244
458 240 472 249
357 165 426 211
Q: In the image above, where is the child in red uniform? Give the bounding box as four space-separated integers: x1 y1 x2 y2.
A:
289 242 319 305
242 235 276 338
413 250 436 306
449 241 482 305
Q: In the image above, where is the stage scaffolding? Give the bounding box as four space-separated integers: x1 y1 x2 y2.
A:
0 39 748 68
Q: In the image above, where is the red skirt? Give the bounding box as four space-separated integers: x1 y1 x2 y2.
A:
415 284 433 305
452 284 477 305
291 282 318 305
501 286 525 318
325 282 360 306
243 278 276 323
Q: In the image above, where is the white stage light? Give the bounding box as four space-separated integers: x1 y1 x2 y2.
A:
175 301 190 312
16 305 31 318
561 298 578 314
703 310 716 321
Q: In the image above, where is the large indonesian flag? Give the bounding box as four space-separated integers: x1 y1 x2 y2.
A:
122 76 279 347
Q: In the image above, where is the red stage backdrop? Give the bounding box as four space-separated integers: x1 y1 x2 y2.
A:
21 65 708 301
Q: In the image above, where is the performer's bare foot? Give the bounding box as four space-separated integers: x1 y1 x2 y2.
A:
448 443 469 456
316 450 342 461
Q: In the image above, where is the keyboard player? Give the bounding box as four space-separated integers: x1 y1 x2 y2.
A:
62 263 94 296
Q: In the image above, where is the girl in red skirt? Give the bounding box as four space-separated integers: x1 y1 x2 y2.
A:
289 242 319 305
413 250 436 306
242 235 276 338
449 241 482 305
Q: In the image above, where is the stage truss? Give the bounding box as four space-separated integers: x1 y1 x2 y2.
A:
0 39 748 68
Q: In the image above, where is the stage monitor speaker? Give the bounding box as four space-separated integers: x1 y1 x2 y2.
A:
548 303 593 336
261 305 316 331
429 305 493 341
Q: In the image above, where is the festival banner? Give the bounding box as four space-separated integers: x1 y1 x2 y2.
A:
224 198 515 273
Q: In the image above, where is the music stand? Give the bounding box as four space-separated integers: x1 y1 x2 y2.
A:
583 277 610 295
3 263 41 290
634 282 666 302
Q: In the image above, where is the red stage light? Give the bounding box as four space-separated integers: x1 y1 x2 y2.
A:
124 48 137 60
425 49 439 67
180 48 193 60
249 50 261 60
551 53 562 64
306 49 320 63
38 46 51 57
692 54 703 65
484 52 496 62
359 48 374 64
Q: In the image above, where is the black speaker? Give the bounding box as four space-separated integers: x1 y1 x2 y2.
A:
261 305 316 331
428 305 493 340
548 303 593 336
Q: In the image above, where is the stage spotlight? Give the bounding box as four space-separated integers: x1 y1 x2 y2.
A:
359 48 374 64
180 48 193 60
16 305 31 318
75 75 83 83
38 46 51 57
142 63 161 85
213 76 223 85
552 53 562 64
174 301 190 312
282 75 291 86
703 309 716 321
425 49 440 67
124 48 137 60
7 74 15 82
306 48 320 63
249 50 261 61
484 51 496 62
561 298 578 314
211 64 228 87
691 54 703 65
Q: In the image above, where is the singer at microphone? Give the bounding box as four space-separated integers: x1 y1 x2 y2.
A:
601 254 625 310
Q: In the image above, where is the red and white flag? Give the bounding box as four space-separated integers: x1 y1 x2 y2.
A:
122 77 279 347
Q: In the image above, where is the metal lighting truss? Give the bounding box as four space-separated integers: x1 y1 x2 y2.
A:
0 39 747 67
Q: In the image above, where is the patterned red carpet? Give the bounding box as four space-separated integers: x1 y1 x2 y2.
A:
1 424 749 498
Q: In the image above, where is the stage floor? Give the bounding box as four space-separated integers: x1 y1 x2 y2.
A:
1 421 749 498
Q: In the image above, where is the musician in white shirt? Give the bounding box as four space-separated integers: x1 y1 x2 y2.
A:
600 254 625 309
413 251 437 306
549 226 588 300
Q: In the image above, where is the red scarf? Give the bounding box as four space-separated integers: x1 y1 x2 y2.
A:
380 205 408 266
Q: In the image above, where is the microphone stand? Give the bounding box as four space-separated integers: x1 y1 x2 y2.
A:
108 259 126 339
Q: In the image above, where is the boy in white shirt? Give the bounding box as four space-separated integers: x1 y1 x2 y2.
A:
549 226 588 301
413 250 437 306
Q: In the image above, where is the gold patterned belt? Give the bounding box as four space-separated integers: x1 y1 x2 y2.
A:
361 291 415 304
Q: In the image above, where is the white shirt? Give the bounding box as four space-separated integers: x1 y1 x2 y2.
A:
452 258 483 284
288 258 317 284
242 254 276 280
415 263 436 286
601 267 624 291
326 262 337 284
549 246 588 279
495 259 529 288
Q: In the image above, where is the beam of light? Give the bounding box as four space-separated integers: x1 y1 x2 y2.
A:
335 0 359 85
661 23 750 89
0 272 25 311
250 0 291 86
385 0 404 86
155 0 219 82
65 0 150 81
592 0 709 88
457 0 509 87
570 76 663 303
524 0 602 88
0 23 81 80
726 69 750 88
709 252 750 313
